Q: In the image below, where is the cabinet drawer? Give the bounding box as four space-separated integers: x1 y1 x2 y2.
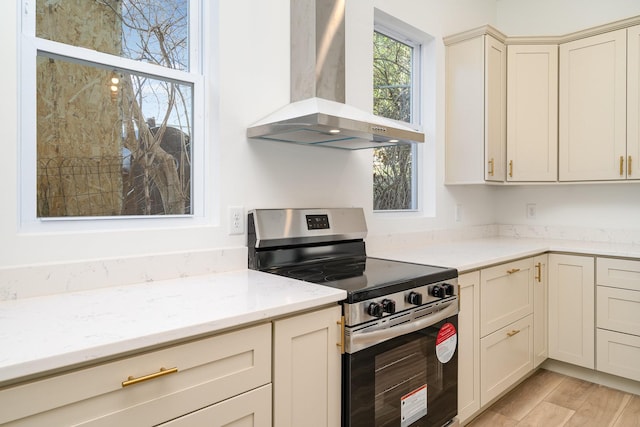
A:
597 329 640 382
597 286 640 336
1 323 271 426
597 258 640 291
158 384 272 427
480 258 534 336
480 314 533 406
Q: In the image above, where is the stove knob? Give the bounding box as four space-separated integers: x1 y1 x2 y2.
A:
432 285 444 298
407 291 422 306
444 283 455 296
382 299 396 314
367 302 384 318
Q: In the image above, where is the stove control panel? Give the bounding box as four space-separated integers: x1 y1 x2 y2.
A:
343 279 458 326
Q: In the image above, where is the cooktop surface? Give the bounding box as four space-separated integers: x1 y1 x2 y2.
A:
264 256 457 303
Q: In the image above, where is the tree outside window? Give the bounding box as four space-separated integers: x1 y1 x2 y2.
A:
373 30 419 211
33 0 194 217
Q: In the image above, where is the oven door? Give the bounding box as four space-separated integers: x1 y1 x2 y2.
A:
343 315 458 427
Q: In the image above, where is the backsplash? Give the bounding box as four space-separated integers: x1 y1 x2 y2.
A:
0 247 247 301
499 224 640 245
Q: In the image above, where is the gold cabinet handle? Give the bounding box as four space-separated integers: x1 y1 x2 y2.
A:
509 160 513 178
535 262 542 283
629 156 633 176
337 316 345 354
620 155 624 176
488 158 494 176
122 367 178 387
507 329 521 337
506 268 520 274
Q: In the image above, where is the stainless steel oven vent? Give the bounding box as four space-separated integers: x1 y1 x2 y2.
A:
246 0 425 150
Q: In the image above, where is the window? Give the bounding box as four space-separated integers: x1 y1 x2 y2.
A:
373 27 421 211
21 0 204 220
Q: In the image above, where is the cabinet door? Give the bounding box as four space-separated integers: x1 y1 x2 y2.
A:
507 45 558 182
548 254 595 369
533 254 548 367
273 305 341 427
480 258 534 337
485 35 507 182
559 29 627 181
596 329 640 382
480 314 534 406
445 35 486 184
628 25 640 180
158 384 272 427
457 271 480 424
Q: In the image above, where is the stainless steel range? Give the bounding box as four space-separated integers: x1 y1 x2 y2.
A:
248 208 459 427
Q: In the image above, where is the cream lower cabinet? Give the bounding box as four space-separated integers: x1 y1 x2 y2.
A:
480 314 534 405
457 271 480 424
1 305 343 427
596 257 640 381
0 323 272 426
548 254 595 369
533 254 548 367
479 258 534 406
158 384 272 427
273 305 342 427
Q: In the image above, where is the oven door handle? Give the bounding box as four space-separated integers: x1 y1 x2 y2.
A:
348 301 458 353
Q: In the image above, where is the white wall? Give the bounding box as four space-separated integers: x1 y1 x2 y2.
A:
496 0 640 35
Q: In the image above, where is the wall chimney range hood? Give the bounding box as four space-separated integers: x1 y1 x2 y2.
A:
246 0 425 150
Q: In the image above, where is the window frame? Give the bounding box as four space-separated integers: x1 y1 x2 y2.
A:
372 22 422 213
18 0 210 232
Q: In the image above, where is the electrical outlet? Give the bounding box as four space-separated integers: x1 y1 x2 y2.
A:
229 206 244 235
526 203 537 219
455 204 462 222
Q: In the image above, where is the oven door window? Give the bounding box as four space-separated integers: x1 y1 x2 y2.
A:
344 317 458 427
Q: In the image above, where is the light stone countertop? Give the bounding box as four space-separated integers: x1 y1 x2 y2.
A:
0 269 346 386
368 236 640 273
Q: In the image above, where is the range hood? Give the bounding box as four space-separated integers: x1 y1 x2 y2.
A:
246 0 425 150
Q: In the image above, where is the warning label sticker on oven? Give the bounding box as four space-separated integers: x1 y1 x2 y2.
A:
435 322 457 363
401 384 427 427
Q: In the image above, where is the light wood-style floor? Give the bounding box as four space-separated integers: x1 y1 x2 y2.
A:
467 369 640 427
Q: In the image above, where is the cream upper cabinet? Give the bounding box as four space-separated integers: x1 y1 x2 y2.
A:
507 45 558 182
559 29 627 181
485 36 507 182
445 30 506 184
628 25 640 180
548 254 595 369
457 271 481 424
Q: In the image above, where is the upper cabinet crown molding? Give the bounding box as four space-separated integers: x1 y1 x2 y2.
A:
444 15 640 47
444 25 507 46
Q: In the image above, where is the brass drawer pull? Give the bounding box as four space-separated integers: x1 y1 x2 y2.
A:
620 155 624 176
122 367 178 387
507 329 521 337
337 316 345 354
535 262 542 283
509 160 513 178
629 156 633 176
506 268 520 274
488 158 495 176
